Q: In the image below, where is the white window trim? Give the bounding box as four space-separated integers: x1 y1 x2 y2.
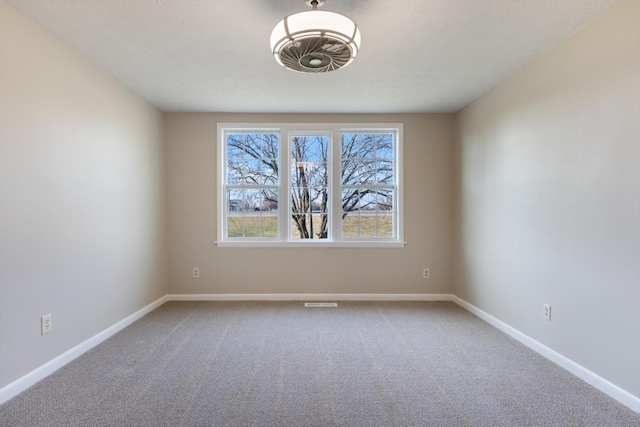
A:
216 123 404 248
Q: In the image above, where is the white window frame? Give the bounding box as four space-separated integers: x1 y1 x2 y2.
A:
217 123 404 248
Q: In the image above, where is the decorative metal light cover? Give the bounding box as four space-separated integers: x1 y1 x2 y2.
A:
270 0 361 73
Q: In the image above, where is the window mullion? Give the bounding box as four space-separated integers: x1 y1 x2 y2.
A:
281 128 289 242
331 127 341 242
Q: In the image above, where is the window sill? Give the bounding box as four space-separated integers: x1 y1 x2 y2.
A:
215 240 407 248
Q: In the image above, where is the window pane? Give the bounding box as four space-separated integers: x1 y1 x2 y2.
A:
340 130 397 240
227 132 279 179
359 190 377 211
244 190 260 237
261 212 278 237
342 213 359 238
376 134 393 160
291 215 307 239
342 159 391 185
227 213 244 237
262 161 278 185
291 188 308 213
342 133 358 159
359 134 377 158
341 188 359 213
259 189 279 237
226 188 279 238
360 161 378 185
245 134 263 158
224 131 280 240
259 133 278 157
228 189 244 213
376 189 394 212
244 189 261 212
243 216 261 237
376 212 394 238
346 161 364 184
341 159 359 185
291 214 328 239
227 188 244 238
227 159 244 184
376 159 394 184
342 188 363 238
341 188 394 238
226 134 246 158
227 188 246 238
249 190 278 238
291 135 329 240
261 189 279 212
244 159 261 184
359 212 377 238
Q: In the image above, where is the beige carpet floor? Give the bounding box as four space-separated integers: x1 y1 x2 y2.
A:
0 301 638 426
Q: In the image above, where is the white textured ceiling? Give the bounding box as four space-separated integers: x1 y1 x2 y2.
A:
5 0 620 113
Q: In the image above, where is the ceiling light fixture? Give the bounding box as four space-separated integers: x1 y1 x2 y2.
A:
270 0 361 73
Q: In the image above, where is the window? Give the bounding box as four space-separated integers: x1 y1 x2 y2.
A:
224 132 279 238
217 123 403 247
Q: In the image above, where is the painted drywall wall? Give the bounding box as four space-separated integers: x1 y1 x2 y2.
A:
0 1 168 388
453 0 640 398
165 113 454 295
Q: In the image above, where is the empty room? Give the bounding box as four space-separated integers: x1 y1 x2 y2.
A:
0 0 639 425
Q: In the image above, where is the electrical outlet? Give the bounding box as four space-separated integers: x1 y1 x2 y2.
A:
193 268 199 278
423 268 430 279
543 304 551 321
41 314 52 335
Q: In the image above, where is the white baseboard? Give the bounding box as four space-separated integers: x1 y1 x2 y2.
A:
450 295 640 413
0 295 168 405
167 293 455 302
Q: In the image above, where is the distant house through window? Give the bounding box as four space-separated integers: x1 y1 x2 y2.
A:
217 123 403 247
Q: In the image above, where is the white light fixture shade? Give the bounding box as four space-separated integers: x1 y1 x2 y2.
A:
270 8 361 73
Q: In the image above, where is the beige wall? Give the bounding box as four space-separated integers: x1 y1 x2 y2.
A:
4 0 636 409
0 1 168 388
453 0 640 397
166 113 454 295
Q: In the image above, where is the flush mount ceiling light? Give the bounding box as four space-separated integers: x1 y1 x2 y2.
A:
270 0 361 73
